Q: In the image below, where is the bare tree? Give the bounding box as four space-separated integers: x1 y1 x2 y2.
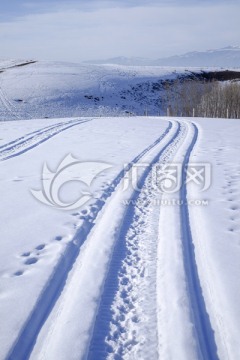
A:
164 79 240 119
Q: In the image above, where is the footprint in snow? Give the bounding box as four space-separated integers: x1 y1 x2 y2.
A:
230 205 239 211
81 209 88 215
120 277 129 286
13 270 24 277
71 212 79 217
35 244 45 251
24 257 38 265
230 175 239 180
21 252 31 257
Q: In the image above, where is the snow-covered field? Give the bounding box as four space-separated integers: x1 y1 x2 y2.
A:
0 59 240 360
0 113 240 360
0 59 220 120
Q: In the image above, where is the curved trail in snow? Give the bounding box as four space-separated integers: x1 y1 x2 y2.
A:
5 119 219 360
0 118 92 161
0 85 20 120
86 121 185 360
0 121 68 150
86 121 218 360
156 121 219 360
179 123 219 360
6 120 173 360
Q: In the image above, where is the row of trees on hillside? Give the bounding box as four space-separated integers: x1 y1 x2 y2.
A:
163 80 240 119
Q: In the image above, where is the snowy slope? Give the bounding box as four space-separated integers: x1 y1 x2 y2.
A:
0 60 224 121
0 115 240 360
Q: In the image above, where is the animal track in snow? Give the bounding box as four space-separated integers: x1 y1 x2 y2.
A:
12 178 23 182
24 257 38 265
13 270 24 277
21 252 31 257
71 212 79 217
35 244 45 251
230 205 239 211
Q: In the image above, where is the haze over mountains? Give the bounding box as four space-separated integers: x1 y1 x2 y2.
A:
85 46 240 68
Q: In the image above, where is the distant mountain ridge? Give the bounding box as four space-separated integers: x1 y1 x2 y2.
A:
84 46 240 68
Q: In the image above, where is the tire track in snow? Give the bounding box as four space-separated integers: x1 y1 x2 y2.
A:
6 120 173 360
87 121 219 360
0 61 37 121
0 118 92 161
0 84 20 120
0 121 67 150
179 122 219 360
86 121 186 360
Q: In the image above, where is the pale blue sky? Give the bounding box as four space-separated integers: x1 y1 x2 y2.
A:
0 0 239 62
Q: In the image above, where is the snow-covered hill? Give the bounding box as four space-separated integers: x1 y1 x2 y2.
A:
85 46 240 68
0 60 196 120
1 59 239 121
